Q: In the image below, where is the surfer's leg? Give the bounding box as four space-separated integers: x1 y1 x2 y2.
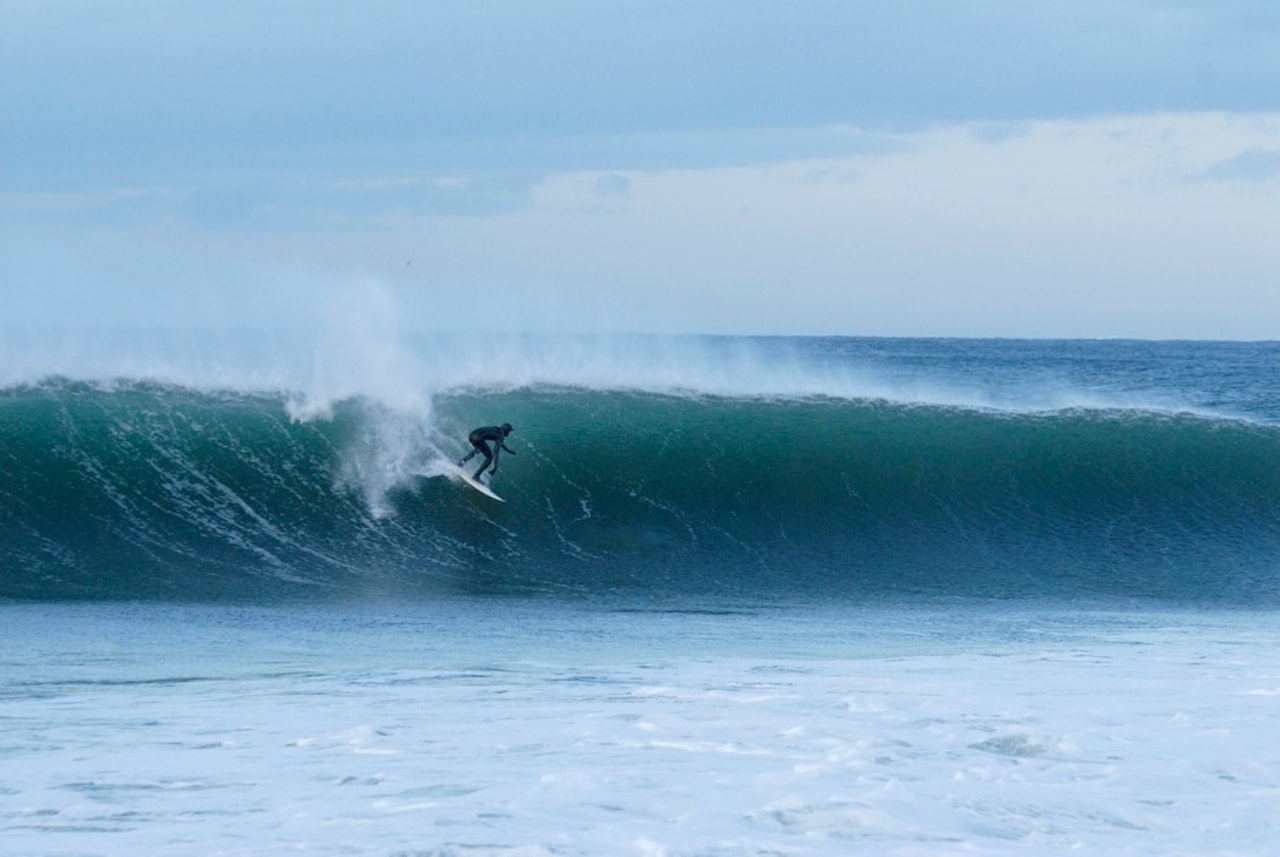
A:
472 442 493 479
460 436 486 467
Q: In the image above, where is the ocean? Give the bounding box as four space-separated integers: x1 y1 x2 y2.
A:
2 333 1279 855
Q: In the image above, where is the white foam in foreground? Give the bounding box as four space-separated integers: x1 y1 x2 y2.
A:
2 603 1276 856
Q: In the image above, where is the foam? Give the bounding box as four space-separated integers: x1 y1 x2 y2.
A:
4 602 1277 856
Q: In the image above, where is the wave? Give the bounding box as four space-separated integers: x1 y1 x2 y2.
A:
4 379 1279 605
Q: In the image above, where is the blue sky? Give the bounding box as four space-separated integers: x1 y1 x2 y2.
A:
3 0 1279 337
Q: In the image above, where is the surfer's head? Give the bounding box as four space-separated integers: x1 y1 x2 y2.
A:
501 423 513 435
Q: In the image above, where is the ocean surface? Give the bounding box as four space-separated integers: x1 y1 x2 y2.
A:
3 333 1279 854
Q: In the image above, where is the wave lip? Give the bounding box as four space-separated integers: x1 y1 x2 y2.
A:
10 331 1276 418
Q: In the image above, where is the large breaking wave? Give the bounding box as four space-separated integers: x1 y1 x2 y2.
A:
4 373 1280 605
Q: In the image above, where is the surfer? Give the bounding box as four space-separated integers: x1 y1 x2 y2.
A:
457 423 515 482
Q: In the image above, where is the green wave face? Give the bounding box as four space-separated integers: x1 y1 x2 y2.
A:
4 381 1280 605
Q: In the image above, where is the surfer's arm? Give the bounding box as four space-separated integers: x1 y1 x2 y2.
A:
500 441 516 454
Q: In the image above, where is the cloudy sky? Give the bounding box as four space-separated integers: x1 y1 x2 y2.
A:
3 0 1279 338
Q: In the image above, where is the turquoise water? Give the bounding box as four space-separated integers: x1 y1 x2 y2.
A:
3 336 1279 605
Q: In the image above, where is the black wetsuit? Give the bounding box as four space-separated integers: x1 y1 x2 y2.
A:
457 425 515 480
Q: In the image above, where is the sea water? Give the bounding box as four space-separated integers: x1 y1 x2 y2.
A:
2 334 1279 854
4 601 1278 856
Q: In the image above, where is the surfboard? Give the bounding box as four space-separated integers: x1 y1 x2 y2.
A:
445 463 505 502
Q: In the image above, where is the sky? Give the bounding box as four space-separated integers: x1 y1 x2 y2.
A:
2 0 1279 339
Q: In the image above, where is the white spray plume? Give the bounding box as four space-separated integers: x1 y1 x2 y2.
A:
285 278 429 421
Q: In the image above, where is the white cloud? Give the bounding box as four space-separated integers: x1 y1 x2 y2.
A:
1197 148 1280 182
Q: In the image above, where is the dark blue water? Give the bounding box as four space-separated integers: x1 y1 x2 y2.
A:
3 337 1278 605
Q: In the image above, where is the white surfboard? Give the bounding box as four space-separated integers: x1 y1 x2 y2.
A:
445 463 505 502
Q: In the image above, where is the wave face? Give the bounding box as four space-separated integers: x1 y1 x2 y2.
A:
5 370 1280 605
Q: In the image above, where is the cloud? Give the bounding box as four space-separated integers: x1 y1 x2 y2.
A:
594 174 633 199
181 174 544 227
0 174 544 230
1196 147 1280 182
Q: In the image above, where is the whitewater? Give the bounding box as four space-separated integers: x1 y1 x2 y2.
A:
3 329 1279 855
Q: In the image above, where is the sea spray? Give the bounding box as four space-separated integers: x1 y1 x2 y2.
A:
280 281 440 517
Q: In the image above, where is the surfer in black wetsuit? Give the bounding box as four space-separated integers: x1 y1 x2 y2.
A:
457 423 515 482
